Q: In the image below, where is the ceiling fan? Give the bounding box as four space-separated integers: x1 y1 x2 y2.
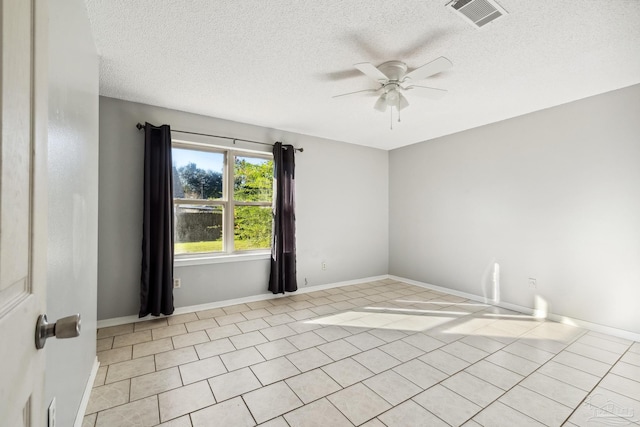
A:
334 57 452 127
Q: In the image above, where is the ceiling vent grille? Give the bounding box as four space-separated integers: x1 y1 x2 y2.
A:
446 0 508 28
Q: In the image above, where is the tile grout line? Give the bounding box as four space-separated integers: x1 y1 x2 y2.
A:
239 394 260 426
562 345 626 366
154 394 161 426
559 343 635 425
577 334 633 351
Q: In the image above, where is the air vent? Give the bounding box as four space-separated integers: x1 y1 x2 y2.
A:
446 0 507 28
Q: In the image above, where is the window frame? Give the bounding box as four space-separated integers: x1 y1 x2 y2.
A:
172 140 273 259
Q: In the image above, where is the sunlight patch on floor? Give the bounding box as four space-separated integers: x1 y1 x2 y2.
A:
306 310 457 332
401 300 489 308
482 313 537 319
363 306 469 316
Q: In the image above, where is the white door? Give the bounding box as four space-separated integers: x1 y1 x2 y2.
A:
0 0 48 425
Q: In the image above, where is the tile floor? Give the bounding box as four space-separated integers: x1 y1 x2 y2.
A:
85 279 640 427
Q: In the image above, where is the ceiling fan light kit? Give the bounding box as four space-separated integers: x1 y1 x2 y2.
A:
334 57 453 129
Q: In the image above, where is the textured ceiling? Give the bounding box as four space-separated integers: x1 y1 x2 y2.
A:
85 0 640 150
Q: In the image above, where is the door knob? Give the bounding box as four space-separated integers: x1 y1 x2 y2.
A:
35 313 81 349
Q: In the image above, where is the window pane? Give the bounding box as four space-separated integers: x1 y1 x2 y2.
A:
234 205 272 250
172 148 224 200
175 204 223 254
234 156 273 202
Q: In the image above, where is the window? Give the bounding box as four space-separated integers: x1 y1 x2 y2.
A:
172 142 273 256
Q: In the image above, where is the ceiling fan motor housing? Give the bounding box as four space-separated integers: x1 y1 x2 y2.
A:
377 61 408 81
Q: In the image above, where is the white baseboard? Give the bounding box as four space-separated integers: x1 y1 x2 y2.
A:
97 273 639 342
97 275 389 329
74 357 99 427
389 275 640 343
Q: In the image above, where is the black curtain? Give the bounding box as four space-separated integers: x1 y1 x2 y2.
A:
140 123 175 317
269 143 297 293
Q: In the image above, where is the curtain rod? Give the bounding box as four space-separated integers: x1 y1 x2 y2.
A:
136 123 303 152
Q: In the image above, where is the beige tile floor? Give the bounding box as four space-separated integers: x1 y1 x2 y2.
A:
84 279 640 427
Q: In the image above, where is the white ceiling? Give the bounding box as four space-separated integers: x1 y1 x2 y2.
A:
85 0 640 150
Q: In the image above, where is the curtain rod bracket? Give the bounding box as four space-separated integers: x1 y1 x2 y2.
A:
136 122 145 130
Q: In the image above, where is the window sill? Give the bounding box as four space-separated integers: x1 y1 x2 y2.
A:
174 252 271 267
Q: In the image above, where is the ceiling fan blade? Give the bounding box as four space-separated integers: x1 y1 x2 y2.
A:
332 88 380 98
403 85 448 100
403 57 452 82
397 93 409 111
374 94 387 112
354 62 390 82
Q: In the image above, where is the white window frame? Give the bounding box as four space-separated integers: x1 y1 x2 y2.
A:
172 140 273 262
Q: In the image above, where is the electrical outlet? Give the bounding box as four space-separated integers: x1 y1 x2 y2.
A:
173 278 181 289
48 397 56 427
321 262 326 271
528 278 537 289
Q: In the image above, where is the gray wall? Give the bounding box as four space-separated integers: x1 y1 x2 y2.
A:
47 0 99 425
98 97 389 320
389 84 640 335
